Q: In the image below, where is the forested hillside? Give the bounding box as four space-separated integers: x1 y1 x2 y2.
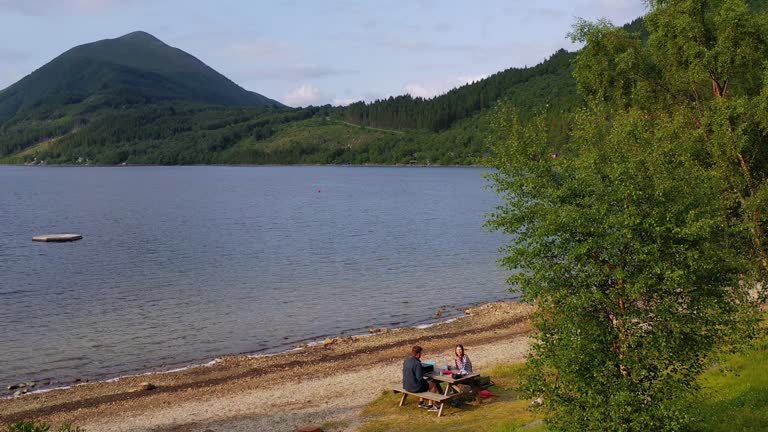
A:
340 48 578 132
0 17 653 165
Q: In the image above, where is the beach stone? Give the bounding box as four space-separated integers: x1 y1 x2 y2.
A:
140 382 157 391
323 338 334 346
7 384 20 390
13 390 22 397
25 382 35 388
295 426 323 432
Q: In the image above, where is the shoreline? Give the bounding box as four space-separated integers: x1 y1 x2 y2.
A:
0 301 533 431
2 299 503 400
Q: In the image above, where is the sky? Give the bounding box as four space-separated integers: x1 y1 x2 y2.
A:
0 0 647 107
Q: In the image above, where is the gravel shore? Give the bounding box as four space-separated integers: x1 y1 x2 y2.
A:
0 302 533 431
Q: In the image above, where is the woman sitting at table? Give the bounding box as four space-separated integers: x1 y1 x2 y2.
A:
454 344 473 375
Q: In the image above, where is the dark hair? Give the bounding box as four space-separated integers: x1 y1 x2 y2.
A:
412 345 423 355
455 344 465 355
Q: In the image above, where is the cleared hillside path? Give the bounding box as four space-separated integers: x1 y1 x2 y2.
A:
332 118 405 135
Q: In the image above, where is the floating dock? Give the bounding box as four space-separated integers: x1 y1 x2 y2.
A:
32 234 83 242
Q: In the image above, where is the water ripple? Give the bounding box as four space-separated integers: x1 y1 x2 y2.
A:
0 166 515 386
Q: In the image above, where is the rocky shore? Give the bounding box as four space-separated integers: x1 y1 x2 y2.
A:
0 301 533 432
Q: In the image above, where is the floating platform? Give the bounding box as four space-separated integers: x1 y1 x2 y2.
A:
32 234 83 242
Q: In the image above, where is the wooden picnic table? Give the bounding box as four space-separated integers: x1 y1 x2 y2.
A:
391 370 488 417
425 371 481 399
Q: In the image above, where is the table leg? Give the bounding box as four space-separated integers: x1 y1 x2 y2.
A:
398 393 407 407
437 402 445 417
468 379 482 404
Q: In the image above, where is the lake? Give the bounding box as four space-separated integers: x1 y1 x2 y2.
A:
0 166 515 389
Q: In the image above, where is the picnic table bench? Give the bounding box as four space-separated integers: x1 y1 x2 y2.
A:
391 386 458 417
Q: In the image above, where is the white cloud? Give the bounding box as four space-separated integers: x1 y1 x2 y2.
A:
403 83 433 99
282 88 380 107
457 74 489 85
282 84 325 107
404 74 489 99
332 97 359 106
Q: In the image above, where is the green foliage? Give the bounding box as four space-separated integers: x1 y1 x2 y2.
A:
486 1 767 430
6 104 312 164
3 421 83 432
1 106 490 166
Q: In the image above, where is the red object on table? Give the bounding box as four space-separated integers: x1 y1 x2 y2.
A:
441 369 453 375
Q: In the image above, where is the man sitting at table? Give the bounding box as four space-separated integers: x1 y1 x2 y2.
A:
402 345 441 412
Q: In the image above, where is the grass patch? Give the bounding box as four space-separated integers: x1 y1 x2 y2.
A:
234 118 398 153
357 363 544 432
690 333 768 431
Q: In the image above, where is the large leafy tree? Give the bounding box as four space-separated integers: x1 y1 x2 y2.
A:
486 1 767 430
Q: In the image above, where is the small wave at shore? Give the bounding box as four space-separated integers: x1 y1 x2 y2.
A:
2 359 225 401
4 304 485 400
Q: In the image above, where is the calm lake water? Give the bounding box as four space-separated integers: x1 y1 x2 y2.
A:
0 166 514 389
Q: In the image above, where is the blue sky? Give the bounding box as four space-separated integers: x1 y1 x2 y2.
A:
0 0 646 107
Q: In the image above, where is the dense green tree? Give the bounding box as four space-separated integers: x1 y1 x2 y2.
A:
486 1 766 430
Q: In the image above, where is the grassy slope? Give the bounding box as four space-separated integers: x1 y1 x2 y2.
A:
225 118 403 155
215 117 416 165
355 333 768 432
689 335 768 431
213 116 486 166
356 364 544 432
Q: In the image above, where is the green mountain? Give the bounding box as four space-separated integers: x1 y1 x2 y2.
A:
0 18 645 165
0 31 280 123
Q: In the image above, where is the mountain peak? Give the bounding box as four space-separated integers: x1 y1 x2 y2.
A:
0 30 282 123
117 31 163 43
